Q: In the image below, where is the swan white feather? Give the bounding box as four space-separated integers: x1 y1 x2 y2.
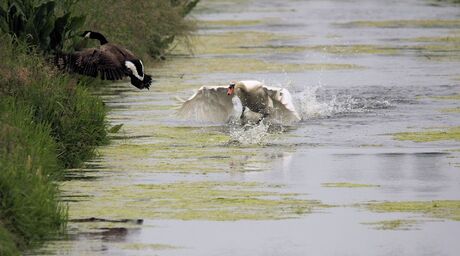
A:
177 86 234 122
177 81 301 123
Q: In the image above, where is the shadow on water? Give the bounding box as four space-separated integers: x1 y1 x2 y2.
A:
69 218 144 243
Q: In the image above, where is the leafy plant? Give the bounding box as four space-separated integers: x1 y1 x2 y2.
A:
0 0 85 52
0 33 108 168
0 98 67 251
77 0 199 60
149 0 200 59
171 0 200 17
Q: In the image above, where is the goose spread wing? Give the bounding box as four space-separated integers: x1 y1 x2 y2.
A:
68 48 126 80
177 86 235 122
263 86 301 122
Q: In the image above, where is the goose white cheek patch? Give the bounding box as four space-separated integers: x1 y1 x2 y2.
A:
125 61 144 80
139 60 145 76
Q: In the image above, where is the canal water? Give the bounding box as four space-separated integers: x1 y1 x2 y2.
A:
33 0 460 255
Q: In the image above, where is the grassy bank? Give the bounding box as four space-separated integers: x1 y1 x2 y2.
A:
0 99 67 253
0 34 106 254
0 34 108 168
0 1 199 254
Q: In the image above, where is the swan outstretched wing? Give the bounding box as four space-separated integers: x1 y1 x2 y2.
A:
263 86 301 122
177 86 235 122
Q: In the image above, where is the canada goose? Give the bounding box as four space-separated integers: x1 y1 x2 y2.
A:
178 80 301 123
55 31 152 90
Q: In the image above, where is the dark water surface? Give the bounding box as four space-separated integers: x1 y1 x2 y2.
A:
32 0 460 255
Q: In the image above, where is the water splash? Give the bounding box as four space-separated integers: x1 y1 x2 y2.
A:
294 85 392 120
295 85 336 119
228 122 271 145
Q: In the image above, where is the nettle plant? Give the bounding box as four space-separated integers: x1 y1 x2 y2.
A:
0 0 85 52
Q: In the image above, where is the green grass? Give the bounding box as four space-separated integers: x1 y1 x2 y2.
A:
75 0 198 60
0 34 108 167
0 98 67 253
0 33 106 253
0 224 20 256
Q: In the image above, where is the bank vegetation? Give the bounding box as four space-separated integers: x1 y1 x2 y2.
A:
0 0 198 254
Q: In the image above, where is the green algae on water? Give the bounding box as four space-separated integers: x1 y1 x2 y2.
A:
394 126 460 142
412 35 460 43
359 144 384 147
432 94 460 100
121 243 182 251
66 181 328 221
338 19 460 28
322 182 380 188
363 219 418 230
306 44 398 55
200 19 264 28
440 107 460 113
365 200 460 221
175 31 304 55
156 57 361 75
96 124 285 174
406 44 460 62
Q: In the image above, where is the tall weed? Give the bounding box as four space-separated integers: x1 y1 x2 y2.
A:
0 98 67 251
76 0 199 59
0 0 85 52
0 34 108 168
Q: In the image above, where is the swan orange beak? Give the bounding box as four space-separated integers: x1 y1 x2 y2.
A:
227 87 234 95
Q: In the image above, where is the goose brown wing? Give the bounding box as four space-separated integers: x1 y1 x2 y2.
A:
69 48 126 80
105 44 136 59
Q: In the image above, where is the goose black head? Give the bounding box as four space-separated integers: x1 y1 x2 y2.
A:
125 60 153 90
80 30 108 45
227 81 236 95
125 60 145 80
128 74 152 90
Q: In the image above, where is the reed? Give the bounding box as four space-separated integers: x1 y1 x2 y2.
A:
0 33 104 254
76 0 199 60
0 98 68 254
0 34 108 168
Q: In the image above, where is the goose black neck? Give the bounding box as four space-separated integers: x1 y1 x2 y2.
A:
91 32 108 45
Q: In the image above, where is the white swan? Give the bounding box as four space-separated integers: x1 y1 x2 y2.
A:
177 80 301 123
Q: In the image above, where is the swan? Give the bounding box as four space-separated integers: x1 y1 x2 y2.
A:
178 80 301 123
55 31 153 90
